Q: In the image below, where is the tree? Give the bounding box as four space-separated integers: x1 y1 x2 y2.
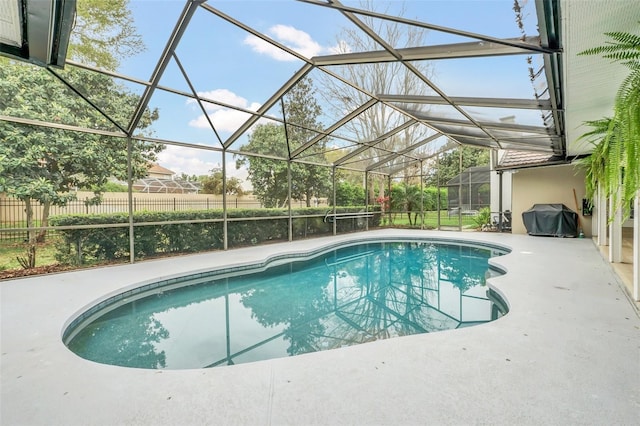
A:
70 0 144 70
284 77 331 206
199 169 244 196
0 66 161 265
236 77 331 207
320 1 434 195
179 173 199 182
389 183 428 225
0 0 160 268
423 146 490 187
333 181 366 206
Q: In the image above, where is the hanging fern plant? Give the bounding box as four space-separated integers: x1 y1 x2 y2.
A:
577 23 640 219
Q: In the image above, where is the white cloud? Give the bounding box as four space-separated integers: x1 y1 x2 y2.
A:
191 89 250 112
243 24 342 61
156 147 252 190
157 145 219 177
187 89 261 133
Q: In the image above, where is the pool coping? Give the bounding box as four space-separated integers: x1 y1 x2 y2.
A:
2 229 639 425
62 235 511 346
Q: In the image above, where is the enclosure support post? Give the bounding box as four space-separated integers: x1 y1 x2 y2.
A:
468 168 472 210
222 150 228 250
498 170 503 232
288 160 292 242
364 169 369 231
126 138 135 264
420 160 424 230
387 175 392 226
333 167 337 235
458 148 462 231
596 183 607 246
436 153 441 230
633 190 639 301
609 186 622 263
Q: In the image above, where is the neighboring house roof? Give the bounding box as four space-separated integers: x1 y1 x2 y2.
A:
147 163 175 177
496 150 568 170
133 177 200 194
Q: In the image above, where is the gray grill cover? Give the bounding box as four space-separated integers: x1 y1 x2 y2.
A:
522 204 578 237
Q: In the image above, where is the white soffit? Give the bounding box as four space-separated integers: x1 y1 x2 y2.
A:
563 0 640 156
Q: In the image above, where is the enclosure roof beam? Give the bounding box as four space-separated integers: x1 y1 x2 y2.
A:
223 63 314 149
127 0 204 135
312 37 541 66
377 94 554 110
290 98 377 159
298 0 557 55
202 3 314 65
328 0 505 150
0 114 128 138
365 132 443 172
408 112 554 135
333 119 417 166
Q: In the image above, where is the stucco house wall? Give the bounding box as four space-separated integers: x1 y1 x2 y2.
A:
511 164 592 237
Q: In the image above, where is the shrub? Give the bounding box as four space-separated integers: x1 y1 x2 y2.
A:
473 207 492 229
49 206 380 265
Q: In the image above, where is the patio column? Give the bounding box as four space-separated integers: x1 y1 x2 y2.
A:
596 183 607 246
609 188 622 263
633 190 639 301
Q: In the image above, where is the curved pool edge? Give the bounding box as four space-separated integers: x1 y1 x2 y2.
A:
3 229 639 425
61 232 513 346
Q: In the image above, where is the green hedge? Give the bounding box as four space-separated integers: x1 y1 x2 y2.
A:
49 206 380 265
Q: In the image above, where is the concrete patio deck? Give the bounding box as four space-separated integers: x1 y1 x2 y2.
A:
1 229 639 425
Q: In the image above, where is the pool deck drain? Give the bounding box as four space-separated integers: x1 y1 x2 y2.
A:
1 230 639 425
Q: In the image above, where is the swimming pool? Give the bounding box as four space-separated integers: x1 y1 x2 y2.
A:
64 239 508 369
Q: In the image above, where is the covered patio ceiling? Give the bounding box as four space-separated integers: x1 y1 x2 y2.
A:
0 0 638 177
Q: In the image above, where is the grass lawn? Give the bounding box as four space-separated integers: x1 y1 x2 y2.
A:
382 210 479 229
0 241 59 271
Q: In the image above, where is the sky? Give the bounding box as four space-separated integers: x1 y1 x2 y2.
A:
113 0 541 185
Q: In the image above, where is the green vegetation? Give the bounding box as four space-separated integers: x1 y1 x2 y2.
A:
473 207 492 229
382 210 477 228
424 146 490 186
0 0 161 268
333 181 366 206
577 23 640 218
199 168 244 196
0 241 58 271
48 206 380 265
236 77 330 207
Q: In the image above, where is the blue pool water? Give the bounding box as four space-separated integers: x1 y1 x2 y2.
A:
65 240 507 369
